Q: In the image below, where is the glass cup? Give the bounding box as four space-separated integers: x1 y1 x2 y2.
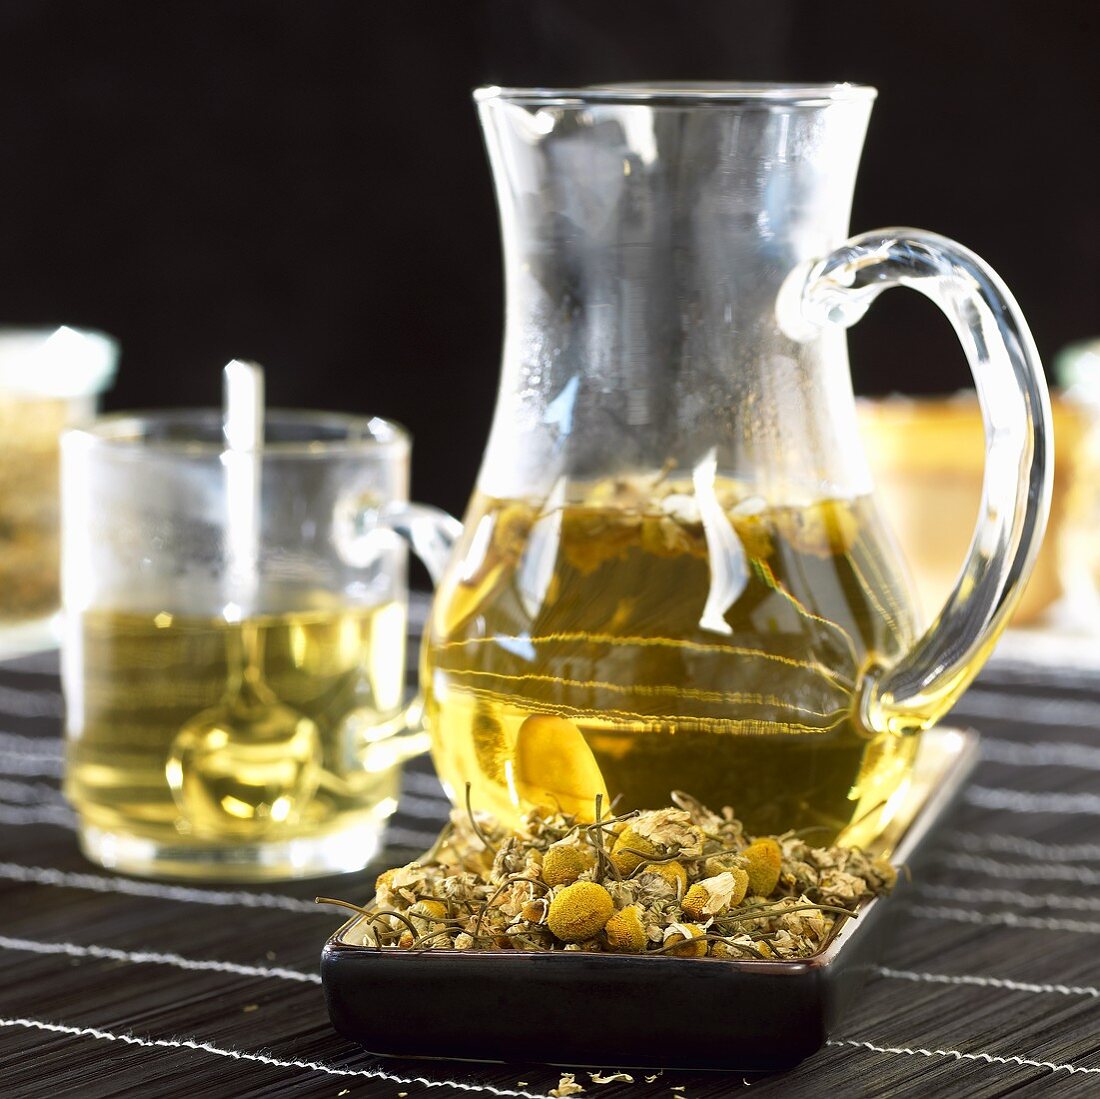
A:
0 326 117 656
60 409 434 881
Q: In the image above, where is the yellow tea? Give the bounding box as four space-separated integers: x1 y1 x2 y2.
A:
425 482 921 845
65 596 406 865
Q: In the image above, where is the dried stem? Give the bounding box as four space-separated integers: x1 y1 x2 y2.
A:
420 821 455 864
315 897 423 943
465 782 497 856
473 875 547 941
586 793 623 883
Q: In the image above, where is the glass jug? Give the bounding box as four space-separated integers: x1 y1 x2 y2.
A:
408 83 1051 846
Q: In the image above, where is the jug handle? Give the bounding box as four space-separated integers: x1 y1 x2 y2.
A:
347 501 462 768
778 229 1053 736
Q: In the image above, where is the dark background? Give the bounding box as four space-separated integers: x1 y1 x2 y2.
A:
0 1 1095 516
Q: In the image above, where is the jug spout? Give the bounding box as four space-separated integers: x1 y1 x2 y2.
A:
475 83 877 502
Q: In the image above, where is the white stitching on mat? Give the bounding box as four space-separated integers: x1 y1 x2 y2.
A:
0 778 64 805
0 1017 553 1097
965 786 1100 815
981 738 1100 770
0 684 63 718
391 792 452 820
910 905 1100 935
918 883 1100 912
16 932 1095 1006
0 795 441 852
0 862 329 914
0 935 322 984
954 832 1100 862
0 732 62 756
951 692 1100 728
941 853 1100 884
0 751 63 778
0 734 64 778
827 1037 1100 1075
384 824 443 849
0 651 60 674
0 803 76 827
400 770 446 797
874 966 1100 999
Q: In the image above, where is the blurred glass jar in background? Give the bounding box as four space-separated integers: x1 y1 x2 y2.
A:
0 327 118 654
1055 339 1100 620
859 385 1099 630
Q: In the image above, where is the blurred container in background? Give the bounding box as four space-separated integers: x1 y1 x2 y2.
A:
0 327 117 654
860 387 1099 630
1056 340 1100 620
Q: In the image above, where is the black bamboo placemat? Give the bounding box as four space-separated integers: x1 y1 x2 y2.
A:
1 603 1099 1098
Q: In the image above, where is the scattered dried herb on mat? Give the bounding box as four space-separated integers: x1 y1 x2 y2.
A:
319 789 897 960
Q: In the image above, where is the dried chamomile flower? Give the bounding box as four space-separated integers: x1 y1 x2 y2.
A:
324 788 895 960
611 808 702 874
543 843 596 887
641 513 696 559
630 808 704 856
630 870 678 907
709 933 759 959
520 898 548 924
743 838 782 897
703 851 743 878
547 881 615 942
817 869 871 907
670 789 727 833
642 860 688 895
549 1071 586 1097
777 898 827 942
409 899 448 921
730 508 774 561
491 837 531 881
494 502 535 559
777 498 859 558
681 869 748 919
604 905 647 953
872 855 899 891
610 826 661 876
662 922 708 958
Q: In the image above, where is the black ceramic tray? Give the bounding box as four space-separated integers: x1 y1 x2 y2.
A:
322 726 978 1072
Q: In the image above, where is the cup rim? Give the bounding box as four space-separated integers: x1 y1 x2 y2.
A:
474 82 878 108
63 407 410 459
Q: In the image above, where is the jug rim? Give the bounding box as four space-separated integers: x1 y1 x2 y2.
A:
474 82 877 107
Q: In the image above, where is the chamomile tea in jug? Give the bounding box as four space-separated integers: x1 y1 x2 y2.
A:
419 84 1051 847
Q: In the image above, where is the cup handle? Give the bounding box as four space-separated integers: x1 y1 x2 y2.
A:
351 500 462 769
777 228 1053 735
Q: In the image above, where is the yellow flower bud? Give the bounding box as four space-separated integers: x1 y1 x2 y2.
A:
604 905 647 953
744 838 782 897
520 899 548 923
547 881 615 942
611 826 661 875
663 923 707 958
681 869 750 919
410 899 448 920
542 844 595 888
374 868 399 895
642 860 688 896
